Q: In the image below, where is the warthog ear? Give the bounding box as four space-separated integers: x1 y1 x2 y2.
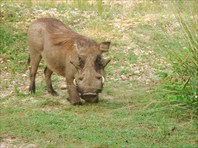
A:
101 58 111 67
100 42 111 52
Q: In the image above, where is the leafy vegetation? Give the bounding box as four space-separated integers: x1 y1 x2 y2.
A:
157 1 198 106
0 0 197 147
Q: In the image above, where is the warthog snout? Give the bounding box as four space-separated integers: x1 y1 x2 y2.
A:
74 74 105 94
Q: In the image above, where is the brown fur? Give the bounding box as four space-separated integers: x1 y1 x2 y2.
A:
28 18 111 105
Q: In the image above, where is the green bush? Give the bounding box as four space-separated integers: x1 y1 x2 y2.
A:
161 1 197 106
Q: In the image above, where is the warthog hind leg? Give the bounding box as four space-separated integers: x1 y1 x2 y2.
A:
28 50 41 93
44 66 58 96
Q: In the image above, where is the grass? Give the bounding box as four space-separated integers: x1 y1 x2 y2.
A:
157 2 198 105
1 87 197 147
1 0 198 147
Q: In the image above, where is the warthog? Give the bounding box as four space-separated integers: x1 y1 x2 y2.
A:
28 18 111 105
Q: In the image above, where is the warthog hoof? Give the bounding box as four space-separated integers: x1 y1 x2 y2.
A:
67 97 82 105
49 90 59 96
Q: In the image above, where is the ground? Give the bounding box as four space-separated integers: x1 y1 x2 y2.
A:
0 1 197 147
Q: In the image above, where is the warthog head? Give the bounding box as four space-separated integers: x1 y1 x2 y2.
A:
71 40 111 103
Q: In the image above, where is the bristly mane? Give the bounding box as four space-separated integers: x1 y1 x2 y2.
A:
45 18 97 47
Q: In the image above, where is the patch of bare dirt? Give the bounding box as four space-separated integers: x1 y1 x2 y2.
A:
0 135 38 148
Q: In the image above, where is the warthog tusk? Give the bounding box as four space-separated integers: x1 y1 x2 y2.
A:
73 79 77 86
101 76 105 84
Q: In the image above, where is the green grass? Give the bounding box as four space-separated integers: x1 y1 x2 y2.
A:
0 0 197 147
159 2 198 105
1 88 197 147
0 24 28 73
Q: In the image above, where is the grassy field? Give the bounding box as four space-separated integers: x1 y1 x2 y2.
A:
0 0 197 147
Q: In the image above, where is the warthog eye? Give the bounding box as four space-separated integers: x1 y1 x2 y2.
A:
95 56 103 71
78 57 85 68
95 56 110 69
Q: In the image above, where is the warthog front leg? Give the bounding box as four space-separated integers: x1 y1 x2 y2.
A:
66 84 82 105
44 66 58 96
